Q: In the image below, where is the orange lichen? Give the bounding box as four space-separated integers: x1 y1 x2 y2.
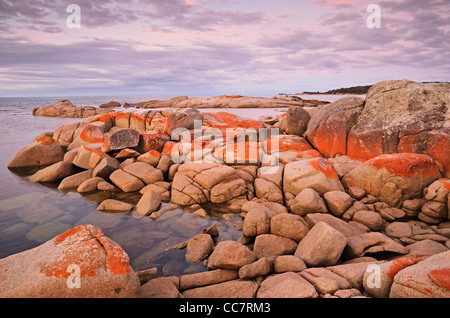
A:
437 178 450 190
79 125 104 143
309 158 337 179
429 269 450 290
35 136 55 146
368 153 440 178
385 257 422 280
44 225 131 278
147 150 161 158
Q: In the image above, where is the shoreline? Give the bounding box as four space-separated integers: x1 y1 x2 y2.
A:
1 79 450 298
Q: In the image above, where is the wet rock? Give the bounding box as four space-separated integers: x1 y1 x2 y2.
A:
97 199 135 212
207 240 256 270
135 190 161 217
185 233 215 263
30 161 76 183
8 136 65 169
179 269 238 291
58 169 93 190
77 177 104 194
109 169 145 193
123 162 164 185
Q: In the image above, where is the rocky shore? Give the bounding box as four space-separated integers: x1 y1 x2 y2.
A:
31 95 330 118
3 79 450 298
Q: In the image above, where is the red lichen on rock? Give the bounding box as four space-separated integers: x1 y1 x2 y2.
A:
429 269 450 290
36 136 56 146
437 178 450 190
43 225 131 279
346 129 384 160
79 125 104 144
367 153 440 178
385 257 422 280
309 158 337 179
315 123 347 158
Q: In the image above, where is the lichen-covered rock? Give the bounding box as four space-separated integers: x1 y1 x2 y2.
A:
343 153 441 205
390 251 450 298
8 136 65 169
171 162 250 213
347 80 450 177
305 96 364 158
0 224 140 298
283 158 344 197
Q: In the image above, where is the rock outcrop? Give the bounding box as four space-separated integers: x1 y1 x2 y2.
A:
33 99 114 118
0 224 140 298
306 80 450 177
4 79 450 299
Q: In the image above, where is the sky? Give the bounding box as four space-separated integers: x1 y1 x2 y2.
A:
0 0 449 97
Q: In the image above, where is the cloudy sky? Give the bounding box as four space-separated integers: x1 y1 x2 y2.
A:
0 0 449 97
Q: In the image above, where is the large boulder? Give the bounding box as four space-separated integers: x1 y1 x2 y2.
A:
167 108 204 137
171 162 250 213
349 80 450 177
29 161 76 183
286 106 310 136
304 80 450 177
32 99 113 118
294 222 347 267
101 128 140 153
305 96 364 158
256 272 318 298
8 136 65 169
390 251 450 298
0 224 140 297
343 153 441 206
283 158 344 197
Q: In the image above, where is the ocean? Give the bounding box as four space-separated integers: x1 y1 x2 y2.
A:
0 94 358 275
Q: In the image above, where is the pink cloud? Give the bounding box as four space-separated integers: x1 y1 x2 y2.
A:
313 0 359 6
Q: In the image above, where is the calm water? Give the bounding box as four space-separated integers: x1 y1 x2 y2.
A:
0 94 355 275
